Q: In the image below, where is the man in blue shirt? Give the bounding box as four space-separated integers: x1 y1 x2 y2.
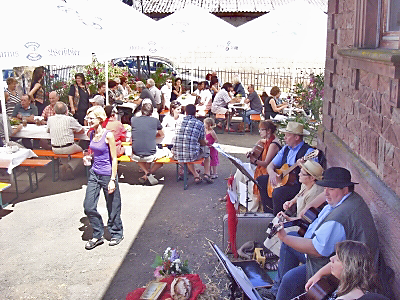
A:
256 122 316 214
263 167 378 300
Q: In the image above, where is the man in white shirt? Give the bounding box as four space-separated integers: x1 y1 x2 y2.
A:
192 81 212 116
147 78 162 112
160 78 173 110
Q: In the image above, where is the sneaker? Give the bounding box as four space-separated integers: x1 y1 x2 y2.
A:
211 174 218 179
146 174 158 185
85 237 104 250
109 236 124 246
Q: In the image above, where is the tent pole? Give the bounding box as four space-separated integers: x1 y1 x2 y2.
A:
0 68 10 143
105 60 109 105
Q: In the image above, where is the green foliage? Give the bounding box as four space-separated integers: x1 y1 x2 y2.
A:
293 73 324 121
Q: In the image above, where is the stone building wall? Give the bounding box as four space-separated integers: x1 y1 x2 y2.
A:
320 0 400 295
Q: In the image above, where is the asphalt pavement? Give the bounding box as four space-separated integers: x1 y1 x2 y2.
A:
0 131 260 300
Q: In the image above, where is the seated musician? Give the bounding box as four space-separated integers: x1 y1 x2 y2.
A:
262 167 379 300
280 160 324 221
305 240 389 300
222 120 281 212
264 160 324 261
256 121 316 215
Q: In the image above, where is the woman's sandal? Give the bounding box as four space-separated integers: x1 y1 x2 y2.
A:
203 174 214 184
194 176 202 184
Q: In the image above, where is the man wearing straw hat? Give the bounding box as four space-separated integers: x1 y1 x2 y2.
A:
262 167 378 300
256 121 317 215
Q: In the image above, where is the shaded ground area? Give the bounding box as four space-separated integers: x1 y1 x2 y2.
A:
0 132 259 299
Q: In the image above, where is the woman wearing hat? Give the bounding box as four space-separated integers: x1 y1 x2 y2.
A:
280 160 324 220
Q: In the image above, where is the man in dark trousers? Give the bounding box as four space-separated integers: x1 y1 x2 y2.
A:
263 167 379 300
256 122 316 215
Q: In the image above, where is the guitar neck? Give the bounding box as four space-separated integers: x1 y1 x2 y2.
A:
279 162 299 178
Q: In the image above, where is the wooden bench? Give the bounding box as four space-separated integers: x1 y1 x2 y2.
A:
117 155 204 190
250 114 263 134
0 158 51 207
19 159 52 193
214 113 226 134
0 182 12 209
33 150 83 181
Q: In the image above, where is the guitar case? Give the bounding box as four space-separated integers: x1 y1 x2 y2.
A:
222 212 274 253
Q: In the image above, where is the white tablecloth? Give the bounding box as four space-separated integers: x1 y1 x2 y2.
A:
177 95 196 106
0 147 38 174
13 124 90 140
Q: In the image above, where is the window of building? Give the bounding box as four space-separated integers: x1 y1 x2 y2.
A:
380 0 400 49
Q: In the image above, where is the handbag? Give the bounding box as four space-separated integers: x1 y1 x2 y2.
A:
73 84 80 110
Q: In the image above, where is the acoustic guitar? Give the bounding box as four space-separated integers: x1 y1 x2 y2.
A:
291 275 339 300
267 149 319 197
247 140 265 165
267 206 321 239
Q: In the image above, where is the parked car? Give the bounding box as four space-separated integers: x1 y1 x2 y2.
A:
112 56 203 89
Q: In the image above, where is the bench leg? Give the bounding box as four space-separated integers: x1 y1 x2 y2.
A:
26 167 39 193
9 169 19 207
183 163 188 190
52 158 60 182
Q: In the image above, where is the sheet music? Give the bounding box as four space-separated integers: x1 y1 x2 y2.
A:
210 242 262 300
213 143 252 175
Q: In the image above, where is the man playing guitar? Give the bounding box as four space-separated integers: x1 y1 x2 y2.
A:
256 122 316 215
262 167 379 300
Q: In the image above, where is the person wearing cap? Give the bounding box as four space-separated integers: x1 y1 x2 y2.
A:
256 121 317 215
89 95 105 107
262 167 379 300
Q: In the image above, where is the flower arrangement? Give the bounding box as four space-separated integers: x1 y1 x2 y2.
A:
152 247 190 278
43 73 70 103
69 58 132 95
293 73 324 121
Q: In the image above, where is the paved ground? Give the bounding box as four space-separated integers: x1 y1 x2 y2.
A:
0 131 260 300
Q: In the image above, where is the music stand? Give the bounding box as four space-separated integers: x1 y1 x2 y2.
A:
226 156 260 214
208 239 272 300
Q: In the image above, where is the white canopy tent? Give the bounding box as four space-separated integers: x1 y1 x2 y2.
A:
65 0 169 59
0 0 93 143
157 5 240 90
237 0 327 63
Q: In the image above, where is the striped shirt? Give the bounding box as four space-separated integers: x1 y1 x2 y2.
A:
4 88 20 117
47 114 83 147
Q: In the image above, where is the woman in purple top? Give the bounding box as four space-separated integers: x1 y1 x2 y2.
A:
83 106 123 250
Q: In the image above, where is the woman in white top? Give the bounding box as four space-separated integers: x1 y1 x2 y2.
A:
161 100 183 128
119 76 132 99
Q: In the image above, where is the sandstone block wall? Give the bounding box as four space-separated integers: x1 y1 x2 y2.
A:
321 0 400 295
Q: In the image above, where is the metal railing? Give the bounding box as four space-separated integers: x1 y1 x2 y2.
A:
174 66 324 92
48 64 323 92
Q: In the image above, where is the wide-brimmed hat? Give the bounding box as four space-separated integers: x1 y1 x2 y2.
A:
280 122 310 136
316 167 358 188
299 160 324 180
